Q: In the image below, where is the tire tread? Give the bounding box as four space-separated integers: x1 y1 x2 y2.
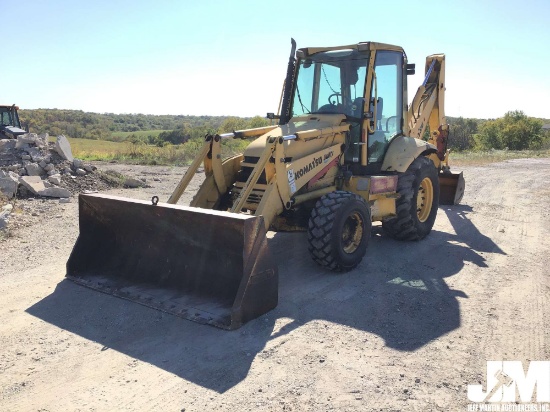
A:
307 191 369 271
382 156 439 241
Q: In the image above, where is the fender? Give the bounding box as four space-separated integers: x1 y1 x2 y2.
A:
381 135 437 173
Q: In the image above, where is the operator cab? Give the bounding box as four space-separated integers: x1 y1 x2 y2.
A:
289 44 405 173
0 104 27 138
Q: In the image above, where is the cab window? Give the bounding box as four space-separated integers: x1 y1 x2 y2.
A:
368 51 403 163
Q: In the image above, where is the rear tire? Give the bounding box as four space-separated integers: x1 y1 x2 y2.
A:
307 191 371 271
382 156 439 240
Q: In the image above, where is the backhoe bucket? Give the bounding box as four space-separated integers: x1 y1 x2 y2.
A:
66 194 278 330
439 171 465 205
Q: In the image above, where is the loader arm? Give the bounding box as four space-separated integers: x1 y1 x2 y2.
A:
168 125 278 206
195 122 349 231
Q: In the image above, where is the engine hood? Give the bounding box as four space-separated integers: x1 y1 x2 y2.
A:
244 114 348 159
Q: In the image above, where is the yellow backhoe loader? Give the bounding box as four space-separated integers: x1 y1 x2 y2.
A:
67 40 465 330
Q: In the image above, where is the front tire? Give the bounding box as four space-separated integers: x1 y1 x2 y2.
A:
307 191 371 271
382 156 439 240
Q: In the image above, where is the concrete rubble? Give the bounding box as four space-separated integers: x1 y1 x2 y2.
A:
0 132 95 200
0 170 19 198
0 139 16 151
0 203 13 229
55 135 74 161
18 176 71 198
1 132 146 233
123 177 147 188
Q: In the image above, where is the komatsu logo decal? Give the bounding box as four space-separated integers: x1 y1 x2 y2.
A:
295 151 334 180
295 157 321 180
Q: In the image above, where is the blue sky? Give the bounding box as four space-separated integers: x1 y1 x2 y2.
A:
5 0 549 119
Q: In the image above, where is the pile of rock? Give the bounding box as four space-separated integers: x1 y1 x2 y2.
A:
0 203 12 230
0 133 96 200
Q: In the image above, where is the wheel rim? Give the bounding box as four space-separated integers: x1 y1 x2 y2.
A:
417 177 434 223
341 212 364 254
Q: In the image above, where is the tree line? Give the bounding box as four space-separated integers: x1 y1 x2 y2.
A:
18 109 271 144
447 111 549 151
18 108 549 151
146 116 272 146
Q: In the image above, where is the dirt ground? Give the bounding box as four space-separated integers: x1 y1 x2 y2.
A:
1 158 549 411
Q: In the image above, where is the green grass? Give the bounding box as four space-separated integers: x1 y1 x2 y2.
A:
49 136 125 159
450 149 550 167
46 135 550 168
110 130 168 140
49 136 249 166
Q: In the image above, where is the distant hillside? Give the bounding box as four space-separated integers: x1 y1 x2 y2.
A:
17 109 548 151
18 109 267 142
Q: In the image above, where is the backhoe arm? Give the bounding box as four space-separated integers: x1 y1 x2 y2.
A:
406 54 465 205
407 54 449 164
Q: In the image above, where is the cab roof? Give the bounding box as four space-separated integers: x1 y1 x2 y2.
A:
297 42 404 58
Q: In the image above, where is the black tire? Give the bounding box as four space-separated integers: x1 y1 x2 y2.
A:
307 191 371 271
382 156 440 241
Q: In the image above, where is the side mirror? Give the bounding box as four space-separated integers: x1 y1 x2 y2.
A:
406 63 416 75
266 113 280 120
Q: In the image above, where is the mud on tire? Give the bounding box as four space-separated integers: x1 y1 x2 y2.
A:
307 191 371 271
382 156 439 241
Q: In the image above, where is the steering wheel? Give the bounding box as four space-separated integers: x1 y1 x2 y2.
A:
385 116 397 132
328 93 342 105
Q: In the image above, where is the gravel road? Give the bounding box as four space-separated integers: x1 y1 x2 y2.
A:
1 158 549 411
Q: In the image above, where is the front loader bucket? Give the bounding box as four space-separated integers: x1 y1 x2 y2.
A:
66 194 278 330
439 171 465 205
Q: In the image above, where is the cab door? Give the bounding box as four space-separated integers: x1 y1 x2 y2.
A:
366 50 404 165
